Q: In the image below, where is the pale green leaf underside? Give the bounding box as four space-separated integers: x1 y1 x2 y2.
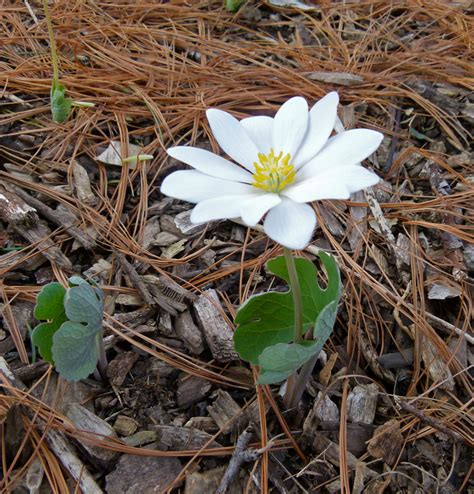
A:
52 323 99 381
257 301 339 384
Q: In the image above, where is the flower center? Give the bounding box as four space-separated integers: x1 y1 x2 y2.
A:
252 148 296 193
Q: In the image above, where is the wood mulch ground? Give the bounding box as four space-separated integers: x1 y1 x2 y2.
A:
0 1 472 493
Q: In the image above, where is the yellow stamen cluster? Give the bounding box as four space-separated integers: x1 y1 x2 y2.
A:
252 148 296 193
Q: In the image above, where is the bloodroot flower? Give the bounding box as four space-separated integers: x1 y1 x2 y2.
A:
161 93 383 249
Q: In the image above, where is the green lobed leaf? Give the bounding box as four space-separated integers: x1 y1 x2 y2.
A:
31 283 67 363
53 279 104 381
52 323 100 381
63 279 104 330
234 251 341 363
257 340 319 384
51 80 72 123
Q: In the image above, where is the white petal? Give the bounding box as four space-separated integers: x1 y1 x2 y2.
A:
294 92 339 168
167 146 252 183
298 129 384 181
190 196 245 223
272 97 309 158
240 193 281 226
263 199 316 249
240 116 273 154
206 109 259 171
161 170 254 203
283 166 380 202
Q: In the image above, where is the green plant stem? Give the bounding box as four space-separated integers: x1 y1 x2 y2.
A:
288 354 318 410
283 248 303 343
42 0 59 84
96 332 108 380
282 247 304 408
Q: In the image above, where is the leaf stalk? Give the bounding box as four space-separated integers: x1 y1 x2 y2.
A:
42 0 59 85
282 247 303 343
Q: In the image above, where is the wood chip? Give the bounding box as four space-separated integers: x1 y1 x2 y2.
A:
113 415 139 436
313 391 340 422
193 289 238 362
72 160 97 205
307 71 364 85
25 457 44 493
420 332 455 390
176 310 205 355
65 403 118 462
142 215 161 250
4 182 96 250
106 455 182 493
0 185 72 270
153 231 179 247
185 466 253 494
174 210 205 235
149 425 221 450
367 419 403 465
106 351 139 386
312 433 377 480
177 375 212 408
46 429 104 493
184 416 219 433
207 390 242 434
347 384 379 425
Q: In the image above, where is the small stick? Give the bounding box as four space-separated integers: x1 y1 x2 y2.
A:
116 253 157 309
216 425 272 494
3 182 96 250
397 398 467 445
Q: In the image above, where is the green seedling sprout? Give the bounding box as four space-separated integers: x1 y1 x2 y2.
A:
32 277 107 381
122 154 154 165
225 0 245 12
43 1 94 122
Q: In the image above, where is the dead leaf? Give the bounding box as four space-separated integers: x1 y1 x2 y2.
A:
96 141 143 169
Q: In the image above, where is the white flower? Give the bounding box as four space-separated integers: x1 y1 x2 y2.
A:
161 93 383 249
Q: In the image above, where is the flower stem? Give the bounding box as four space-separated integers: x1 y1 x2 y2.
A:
283 247 303 343
287 353 318 410
95 331 108 380
282 247 304 408
42 0 59 84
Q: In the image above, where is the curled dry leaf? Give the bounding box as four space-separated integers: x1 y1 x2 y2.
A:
95 141 144 169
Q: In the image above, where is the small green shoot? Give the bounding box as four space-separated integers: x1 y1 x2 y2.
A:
122 154 154 165
225 0 245 13
50 79 72 124
43 0 95 122
31 277 106 381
